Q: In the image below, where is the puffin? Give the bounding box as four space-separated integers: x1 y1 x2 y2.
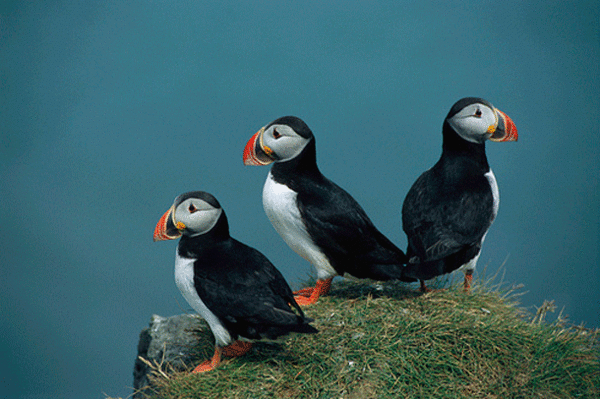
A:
153 191 317 373
243 116 409 306
401 97 518 292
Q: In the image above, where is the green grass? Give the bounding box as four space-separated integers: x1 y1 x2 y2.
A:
127 278 599 399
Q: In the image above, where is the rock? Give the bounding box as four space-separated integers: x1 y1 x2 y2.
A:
133 314 211 398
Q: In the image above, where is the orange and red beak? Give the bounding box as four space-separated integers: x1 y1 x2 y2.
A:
490 109 518 142
153 205 182 242
243 127 275 166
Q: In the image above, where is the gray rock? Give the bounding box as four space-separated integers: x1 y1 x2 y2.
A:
133 314 212 398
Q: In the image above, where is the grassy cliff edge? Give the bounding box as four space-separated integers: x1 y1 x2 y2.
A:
129 279 599 398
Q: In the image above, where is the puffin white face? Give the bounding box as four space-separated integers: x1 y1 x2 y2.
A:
173 198 222 237
261 124 311 162
447 103 498 144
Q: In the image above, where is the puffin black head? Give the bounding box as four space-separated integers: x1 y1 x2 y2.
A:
153 191 225 241
243 116 314 166
445 97 518 144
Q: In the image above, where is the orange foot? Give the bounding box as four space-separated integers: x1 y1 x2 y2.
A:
463 270 473 292
193 347 222 373
192 341 253 373
419 280 448 293
420 280 432 293
293 286 314 297
293 277 333 306
221 340 253 357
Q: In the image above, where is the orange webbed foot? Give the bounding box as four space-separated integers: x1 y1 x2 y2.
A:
221 340 253 357
294 294 318 306
293 286 314 297
192 359 216 373
293 278 333 306
192 347 222 373
192 341 253 373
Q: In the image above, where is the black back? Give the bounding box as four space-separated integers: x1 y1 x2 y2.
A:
178 210 317 340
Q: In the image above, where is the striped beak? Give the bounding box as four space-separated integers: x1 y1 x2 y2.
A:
153 205 182 242
243 127 275 166
490 109 518 142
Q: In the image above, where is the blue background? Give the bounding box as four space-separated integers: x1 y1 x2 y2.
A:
1 1 598 398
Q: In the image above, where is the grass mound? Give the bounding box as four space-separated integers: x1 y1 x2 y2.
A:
130 279 599 398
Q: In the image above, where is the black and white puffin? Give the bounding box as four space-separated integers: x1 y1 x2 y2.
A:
153 191 317 372
401 97 518 292
243 116 408 306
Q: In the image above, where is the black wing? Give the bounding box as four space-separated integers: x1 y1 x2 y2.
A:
402 166 494 264
297 175 407 279
193 239 316 339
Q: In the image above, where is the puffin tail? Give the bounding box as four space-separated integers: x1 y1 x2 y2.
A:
401 259 445 282
365 262 416 283
293 321 319 335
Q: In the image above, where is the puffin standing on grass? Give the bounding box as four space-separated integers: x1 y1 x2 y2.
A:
243 116 409 306
401 97 518 292
153 191 317 373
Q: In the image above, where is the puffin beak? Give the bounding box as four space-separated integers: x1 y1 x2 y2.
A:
153 205 182 241
243 127 275 166
490 109 518 142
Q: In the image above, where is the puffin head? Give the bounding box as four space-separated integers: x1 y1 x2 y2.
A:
445 97 518 144
243 116 314 165
153 191 224 241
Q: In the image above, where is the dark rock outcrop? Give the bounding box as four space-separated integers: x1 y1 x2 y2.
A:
133 314 211 398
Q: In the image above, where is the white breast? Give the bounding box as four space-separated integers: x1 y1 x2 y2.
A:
174 251 232 347
485 169 500 221
262 172 337 279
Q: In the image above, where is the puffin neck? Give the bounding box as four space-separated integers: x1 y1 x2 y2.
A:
177 212 231 256
441 121 490 171
270 138 322 183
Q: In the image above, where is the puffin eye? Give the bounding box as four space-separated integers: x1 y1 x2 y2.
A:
273 128 281 139
188 204 198 213
474 108 483 118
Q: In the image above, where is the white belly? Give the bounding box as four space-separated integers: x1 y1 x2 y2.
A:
262 172 337 279
174 251 232 347
485 169 500 221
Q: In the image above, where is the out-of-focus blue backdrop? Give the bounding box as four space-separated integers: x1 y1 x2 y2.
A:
1 1 598 398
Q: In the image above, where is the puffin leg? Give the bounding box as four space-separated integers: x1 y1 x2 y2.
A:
192 346 222 373
221 340 253 357
294 278 333 306
419 280 432 293
192 342 252 373
463 269 473 292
